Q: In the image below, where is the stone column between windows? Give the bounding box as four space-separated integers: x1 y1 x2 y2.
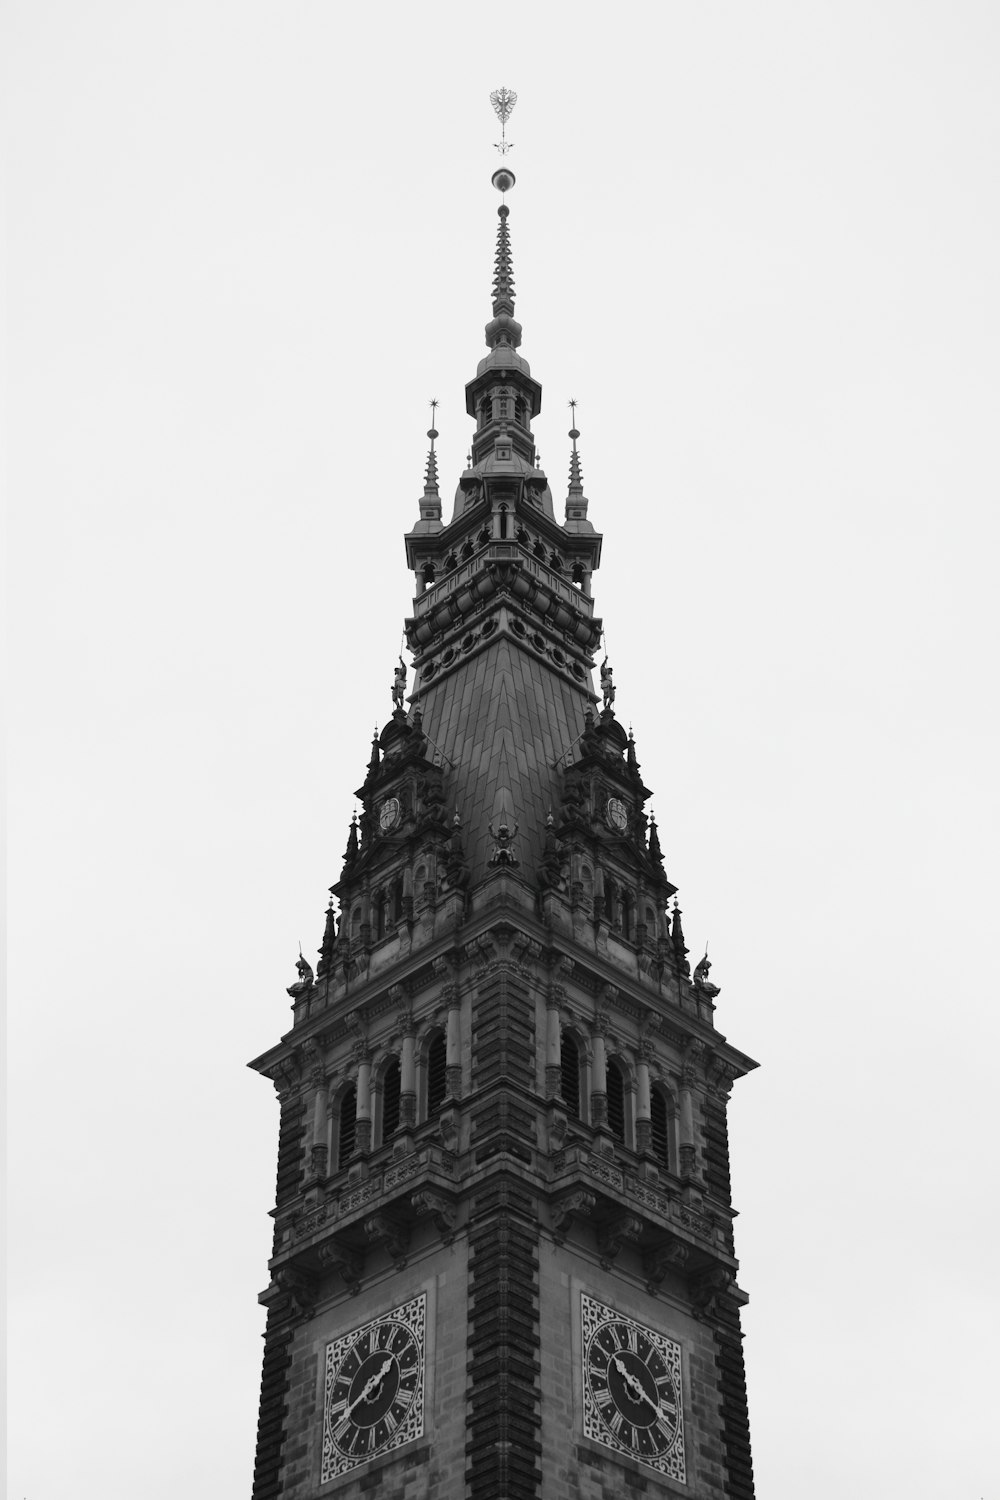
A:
635 1040 652 1155
399 1011 417 1126
679 1084 695 1178
444 983 462 1099
310 1070 329 1178
354 1042 372 1154
545 982 564 1099
590 1013 608 1128
680 1041 705 1179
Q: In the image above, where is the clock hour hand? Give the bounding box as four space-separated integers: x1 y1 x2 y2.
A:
612 1356 676 1424
333 1359 393 1437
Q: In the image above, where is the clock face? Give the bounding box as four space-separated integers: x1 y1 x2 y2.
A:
321 1294 426 1480
581 1293 686 1481
379 796 401 833
606 796 629 833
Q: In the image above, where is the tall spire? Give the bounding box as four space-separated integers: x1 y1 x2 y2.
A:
492 206 515 319
484 199 523 356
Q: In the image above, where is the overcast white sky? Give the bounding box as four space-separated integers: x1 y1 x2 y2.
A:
6 3 1000 1496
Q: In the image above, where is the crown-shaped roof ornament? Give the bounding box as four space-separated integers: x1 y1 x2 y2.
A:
490 87 517 155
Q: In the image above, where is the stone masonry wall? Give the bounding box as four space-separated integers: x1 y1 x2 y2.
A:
277 1236 469 1500
536 1233 730 1500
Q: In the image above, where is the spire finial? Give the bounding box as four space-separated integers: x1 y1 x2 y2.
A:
423 398 440 496
490 87 517 155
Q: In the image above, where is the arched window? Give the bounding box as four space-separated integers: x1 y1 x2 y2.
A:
462 539 475 561
650 1086 671 1172
478 524 491 547
498 504 508 539
560 1032 581 1118
350 904 362 942
607 1058 626 1145
445 551 458 572
422 563 435 589
426 1032 447 1119
382 1058 401 1142
338 1085 357 1169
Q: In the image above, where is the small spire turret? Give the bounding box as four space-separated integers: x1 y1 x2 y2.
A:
424 401 440 495
565 400 593 530
414 399 442 527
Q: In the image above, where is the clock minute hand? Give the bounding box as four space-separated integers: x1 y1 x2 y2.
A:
612 1357 676 1424
334 1359 393 1437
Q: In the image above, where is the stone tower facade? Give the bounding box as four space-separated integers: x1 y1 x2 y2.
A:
249 171 757 1500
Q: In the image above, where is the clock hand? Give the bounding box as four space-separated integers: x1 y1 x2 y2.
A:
334 1359 393 1437
611 1357 677 1423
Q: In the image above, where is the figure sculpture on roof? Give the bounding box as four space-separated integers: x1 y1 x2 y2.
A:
600 657 616 711
392 656 407 710
693 952 721 998
286 951 315 1000
488 817 520 867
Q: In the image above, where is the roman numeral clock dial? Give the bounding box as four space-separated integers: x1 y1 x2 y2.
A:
321 1294 426 1481
581 1293 686 1482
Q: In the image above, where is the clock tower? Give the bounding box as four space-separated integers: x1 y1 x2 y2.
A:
249 103 757 1500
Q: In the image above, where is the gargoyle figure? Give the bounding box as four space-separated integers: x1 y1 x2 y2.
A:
488 818 520 866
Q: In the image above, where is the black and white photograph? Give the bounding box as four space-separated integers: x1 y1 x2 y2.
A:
7 4 999 1497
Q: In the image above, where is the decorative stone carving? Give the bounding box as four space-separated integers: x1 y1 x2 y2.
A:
488 816 519 866
693 952 721 998
318 1240 364 1292
274 1266 318 1320
365 1212 410 1265
644 1238 689 1292
264 1059 300 1102
411 1189 458 1244
692 1266 733 1321
597 1213 643 1268
551 1189 596 1244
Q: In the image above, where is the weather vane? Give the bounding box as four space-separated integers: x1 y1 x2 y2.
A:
490 87 517 155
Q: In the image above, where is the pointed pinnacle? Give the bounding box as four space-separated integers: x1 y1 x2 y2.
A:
568 403 585 493
424 403 440 496
492 206 515 316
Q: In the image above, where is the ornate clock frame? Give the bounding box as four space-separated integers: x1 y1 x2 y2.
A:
321 1292 427 1482
580 1291 686 1483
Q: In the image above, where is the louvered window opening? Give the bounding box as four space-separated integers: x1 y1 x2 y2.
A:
651 1088 670 1169
561 1034 581 1117
607 1060 626 1144
382 1060 401 1141
426 1034 447 1118
338 1085 357 1169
